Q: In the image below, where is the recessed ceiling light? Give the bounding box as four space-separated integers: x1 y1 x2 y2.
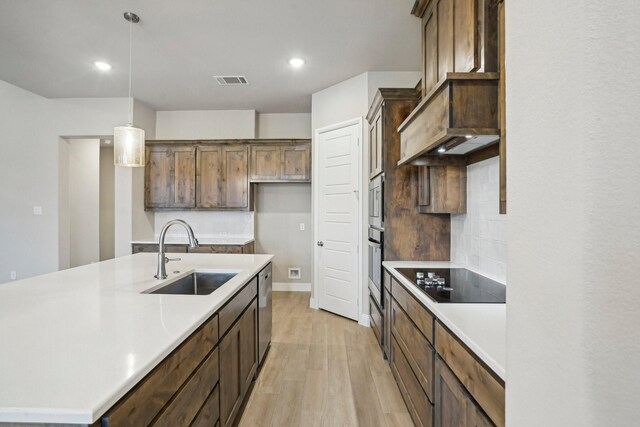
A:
438 147 447 153
94 61 112 71
288 58 305 68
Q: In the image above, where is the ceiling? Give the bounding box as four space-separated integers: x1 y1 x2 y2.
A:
0 0 421 113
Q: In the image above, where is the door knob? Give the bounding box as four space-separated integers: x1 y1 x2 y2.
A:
317 241 324 247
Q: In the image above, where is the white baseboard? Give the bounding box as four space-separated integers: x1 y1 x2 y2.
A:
272 282 311 292
309 297 319 309
359 313 371 327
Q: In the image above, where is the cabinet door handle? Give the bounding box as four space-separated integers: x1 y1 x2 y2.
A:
317 241 324 247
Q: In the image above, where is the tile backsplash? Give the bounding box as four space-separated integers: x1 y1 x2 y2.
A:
154 211 254 239
451 156 507 283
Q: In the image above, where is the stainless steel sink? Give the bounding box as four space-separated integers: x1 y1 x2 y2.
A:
147 272 237 295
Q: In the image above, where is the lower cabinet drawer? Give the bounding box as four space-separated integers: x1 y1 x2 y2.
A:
390 336 433 427
369 295 383 346
152 347 219 426
191 384 220 427
391 298 434 402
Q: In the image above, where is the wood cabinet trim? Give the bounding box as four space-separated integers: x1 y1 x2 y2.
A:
435 321 505 427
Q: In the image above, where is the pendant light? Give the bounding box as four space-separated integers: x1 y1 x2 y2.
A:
114 12 145 167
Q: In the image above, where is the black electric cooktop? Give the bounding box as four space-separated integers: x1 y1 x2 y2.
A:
395 268 506 303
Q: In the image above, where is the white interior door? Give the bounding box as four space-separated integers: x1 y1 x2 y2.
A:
315 120 361 320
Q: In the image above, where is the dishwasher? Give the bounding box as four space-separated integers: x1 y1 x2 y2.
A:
258 263 272 364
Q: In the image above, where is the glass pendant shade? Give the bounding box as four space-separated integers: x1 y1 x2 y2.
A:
114 125 145 167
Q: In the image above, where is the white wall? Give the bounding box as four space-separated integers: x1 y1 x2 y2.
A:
99 146 115 261
153 211 254 239
506 1 640 426
68 139 100 267
131 100 157 241
255 184 312 285
155 110 256 140
311 71 420 321
0 81 56 282
257 113 311 139
451 157 506 283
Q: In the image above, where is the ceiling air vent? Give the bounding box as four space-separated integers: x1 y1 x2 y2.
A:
214 76 249 86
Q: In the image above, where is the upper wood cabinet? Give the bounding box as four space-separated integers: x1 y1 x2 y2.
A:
249 141 311 182
145 139 311 210
369 108 383 179
145 145 196 209
418 164 467 214
415 0 498 96
196 145 249 209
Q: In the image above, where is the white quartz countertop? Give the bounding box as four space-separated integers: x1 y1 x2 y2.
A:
131 236 254 245
0 253 273 424
383 261 506 381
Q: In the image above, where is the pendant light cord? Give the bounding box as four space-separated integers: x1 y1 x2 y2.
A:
128 16 133 125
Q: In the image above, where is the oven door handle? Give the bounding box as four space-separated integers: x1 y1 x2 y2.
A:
368 239 382 248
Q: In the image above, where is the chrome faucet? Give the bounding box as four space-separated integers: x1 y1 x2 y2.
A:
155 219 199 279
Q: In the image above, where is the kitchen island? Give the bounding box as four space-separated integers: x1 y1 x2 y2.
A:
0 253 272 425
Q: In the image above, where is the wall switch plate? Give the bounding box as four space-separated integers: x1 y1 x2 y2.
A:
33 206 43 215
10 271 16 280
299 223 305 231
288 267 301 279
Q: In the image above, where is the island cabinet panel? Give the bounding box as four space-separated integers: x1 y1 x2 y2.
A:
435 322 505 427
435 357 494 427
191 385 220 427
101 314 218 427
219 298 258 427
145 145 196 209
219 278 258 336
249 142 311 182
151 347 219 427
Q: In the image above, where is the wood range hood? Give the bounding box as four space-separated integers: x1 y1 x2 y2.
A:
397 72 500 166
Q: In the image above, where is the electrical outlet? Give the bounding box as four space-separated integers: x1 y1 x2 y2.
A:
10 271 17 280
33 206 43 215
299 223 305 231
288 267 301 279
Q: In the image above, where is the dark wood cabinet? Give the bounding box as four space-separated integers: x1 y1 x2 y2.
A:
249 142 311 182
383 269 392 359
367 88 450 261
197 145 249 209
435 322 504 427
281 144 311 180
369 295 383 346
132 242 254 255
145 145 196 209
219 298 257 427
369 108 383 179
102 315 219 427
415 0 498 98
418 165 467 214
435 357 494 427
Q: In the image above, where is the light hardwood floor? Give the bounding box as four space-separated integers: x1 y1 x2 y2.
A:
238 291 414 427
